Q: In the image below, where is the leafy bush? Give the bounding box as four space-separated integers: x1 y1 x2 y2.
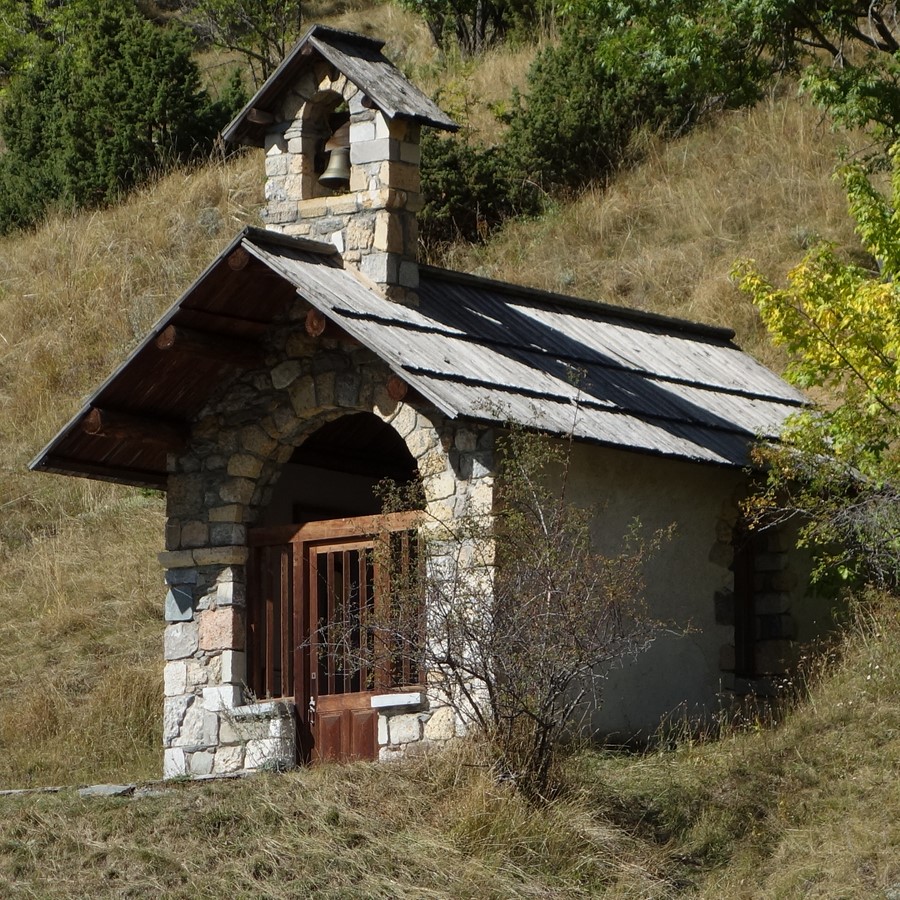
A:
505 7 768 194
419 130 540 251
0 1 245 235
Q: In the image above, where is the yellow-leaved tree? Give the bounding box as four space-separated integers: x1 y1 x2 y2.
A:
735 148 900 588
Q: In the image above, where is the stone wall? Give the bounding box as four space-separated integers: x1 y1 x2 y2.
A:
262 62 421 304
159 309 493 777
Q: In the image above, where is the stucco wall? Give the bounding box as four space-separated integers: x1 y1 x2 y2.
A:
546 438 816 740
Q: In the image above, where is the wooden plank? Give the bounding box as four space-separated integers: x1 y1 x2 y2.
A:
155 324 264 369
280 546 291 698
358 548 369 692
265 546 276 698
83 407 187 449
343 549 352 694
326 551 336 696
248 510 422 547
400 530 411 686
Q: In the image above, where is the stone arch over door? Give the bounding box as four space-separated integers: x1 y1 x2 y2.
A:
160 338 495 776
258 410 423 526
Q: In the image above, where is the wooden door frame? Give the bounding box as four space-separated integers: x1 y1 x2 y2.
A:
248 510 423 763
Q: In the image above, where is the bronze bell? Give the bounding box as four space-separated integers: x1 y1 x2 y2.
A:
319 122 351 190
319 146 351 189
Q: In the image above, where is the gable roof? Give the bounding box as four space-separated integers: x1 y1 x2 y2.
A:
29 228 805 489
224 25 458 148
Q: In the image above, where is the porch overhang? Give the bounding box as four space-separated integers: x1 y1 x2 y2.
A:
29 228 339 488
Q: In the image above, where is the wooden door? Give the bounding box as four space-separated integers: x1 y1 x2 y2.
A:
248 511 422 765
306 537 378 763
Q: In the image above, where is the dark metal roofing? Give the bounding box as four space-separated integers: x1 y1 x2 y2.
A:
224 25 458 148
30 228 806 488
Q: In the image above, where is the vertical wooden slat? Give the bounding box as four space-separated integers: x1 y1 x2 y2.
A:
373 534 390 692
400 531 411 686
343 549 352 694
309 545 321 704
264 546 276 698
292 541 307 727
416 531 426 685
280 546 291 697
327 551 336 695
358 548 369 692
246 545 260 697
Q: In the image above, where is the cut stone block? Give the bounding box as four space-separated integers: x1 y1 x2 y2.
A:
163 748 186 779
199 608 244 651
164 622 199 660
165 585 193 622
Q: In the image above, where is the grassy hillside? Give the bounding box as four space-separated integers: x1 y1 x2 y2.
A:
0 594 897 897
0 18 897 894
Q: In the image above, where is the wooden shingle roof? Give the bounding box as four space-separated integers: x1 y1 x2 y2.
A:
223 25 458 148
30 228 805 488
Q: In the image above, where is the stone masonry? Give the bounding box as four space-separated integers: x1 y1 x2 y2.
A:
710 492 804 698
262 62 422 305
159 314 494 777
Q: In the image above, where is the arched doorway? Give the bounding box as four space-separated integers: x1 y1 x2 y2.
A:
247 413 425 763
258 411 422 525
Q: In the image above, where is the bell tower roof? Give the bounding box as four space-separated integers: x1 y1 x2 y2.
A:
223 24 458 148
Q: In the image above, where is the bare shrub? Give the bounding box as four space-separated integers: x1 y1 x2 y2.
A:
370 429 664 799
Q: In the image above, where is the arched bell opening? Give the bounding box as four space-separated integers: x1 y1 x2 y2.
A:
301 90 352 199
258 410 424 525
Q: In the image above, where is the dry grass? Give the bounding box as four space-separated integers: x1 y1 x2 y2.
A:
1 22 898 895
443 85 873 367
0 151 264 787
0 599 897 897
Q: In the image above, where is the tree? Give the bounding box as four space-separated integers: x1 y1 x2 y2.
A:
397 0 551 55
0 0 245 233
371 429 662 799
187 0 303 87
734 0 900 137
734 147 900 588
504 2 770 194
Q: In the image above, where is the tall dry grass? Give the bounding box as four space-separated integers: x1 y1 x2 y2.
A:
443 85 872 368
0 151 263 786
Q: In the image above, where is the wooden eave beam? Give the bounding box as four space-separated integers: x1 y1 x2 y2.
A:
37 454 167 489
83 407 187 449
155 324 265 369
246 108 275 125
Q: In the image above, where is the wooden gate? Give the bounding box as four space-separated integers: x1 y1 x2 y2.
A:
247 511 423 764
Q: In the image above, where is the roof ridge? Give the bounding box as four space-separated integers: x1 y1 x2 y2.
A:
418 264 736 343
304 24 386 51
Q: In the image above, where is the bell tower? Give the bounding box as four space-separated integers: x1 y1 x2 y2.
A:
223 26 458 305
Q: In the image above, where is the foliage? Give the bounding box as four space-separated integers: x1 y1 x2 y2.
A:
187 0 303 87
504 3 769 194
739 0 900 138
397 0 553 55
378 430 660 799
735 147 900 587
0 0 245 234
419 129 540 251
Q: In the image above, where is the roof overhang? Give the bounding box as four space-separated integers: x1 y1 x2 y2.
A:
223 24 458 148
29 228 339 488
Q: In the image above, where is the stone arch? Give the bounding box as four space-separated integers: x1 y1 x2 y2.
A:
258 410 424 526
